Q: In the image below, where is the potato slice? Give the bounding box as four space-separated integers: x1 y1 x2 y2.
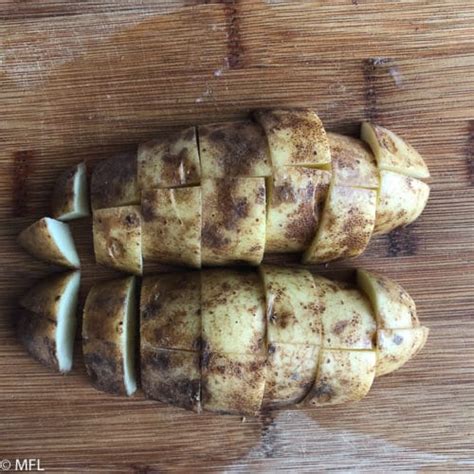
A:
327 133 379 188
201 352 266 415
137 127 201 189
18 217 80 269
90 151 139 210
198 121 272 177
201 178 266 265
376 327 429 376
93 205 142 275
265 168 331 253
303 185 376 264
51 162 90 221
361 122 430 179
356 269 419 329
305 349 376 406
83 276 137 396
374 170 430 235
141 187 201 268
254 109 331 167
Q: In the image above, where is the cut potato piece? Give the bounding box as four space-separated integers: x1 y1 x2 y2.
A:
327 133 379 188
201 352 266 415
201 178 266 266
361 122 430 179
305 349 376 406
93 205 142 275
137 127 200 189
198 121 272 177
51 162 90 221
374 170 430 235
314 276 376 350
141 272 201 352
141 187 201 268
201 269 265 355
265 168 331 253
254 109 331 167
303 185 376 264
91 151 139 210
376 327 429 376
18 217 80 269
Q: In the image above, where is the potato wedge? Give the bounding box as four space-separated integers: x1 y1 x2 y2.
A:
254 109 331 167
198 121 272 177
18 217 80 269
265 168 331 253
141 187 201 268
303 185 376 264
201 178 266 266
137 127 201 189
361 122 430 179
305 349 376 406
93 205 142 275
51 162 90 221
90 151 139 210
376 327 429 376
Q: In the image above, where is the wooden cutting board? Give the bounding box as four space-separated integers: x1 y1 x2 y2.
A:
1 1 473 471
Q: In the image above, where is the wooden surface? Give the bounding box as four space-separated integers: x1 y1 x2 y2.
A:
1 1 474 471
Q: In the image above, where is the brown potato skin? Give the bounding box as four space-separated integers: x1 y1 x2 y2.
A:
51 163 78 219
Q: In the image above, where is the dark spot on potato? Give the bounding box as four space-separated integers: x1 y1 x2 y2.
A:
333 320 350 335
393 334 404 345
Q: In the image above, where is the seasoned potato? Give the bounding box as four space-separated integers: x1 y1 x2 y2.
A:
201 177 266 266
18 217 80 269
141 187 201 268
361 122 430 179
265 168 331 253
51 162 90 221
254 109 331 167
137 127 201 189
93 205 142 275
303 185 376 264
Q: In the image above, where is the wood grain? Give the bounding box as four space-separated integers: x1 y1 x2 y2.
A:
1 1 473 471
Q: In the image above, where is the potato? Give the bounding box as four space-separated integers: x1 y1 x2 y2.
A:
374 170 430 235
198 121 272 177
356 269 419 329
361 122 430 179
137 127 201 189
141 187 201 268
254 109 331 167
265 168 331 253
201 178 266 266
82 276 137 396
376 327 429 376
18 217 80 269
327 132 379 188
51 162 90 221
90 151 139 210
93 205 142 275
303 185 376 264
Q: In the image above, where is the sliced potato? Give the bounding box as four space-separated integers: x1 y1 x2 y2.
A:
376 327 429 376
374 170 430 235
305 349 376 406
361 122 430 179
51 162 90 221
90 151 139 210
327 133 379 188
254 109 331 167
303 185 376 264
201 177 266 266
18 217 80 269
265 168 331 253
141 187 201 268
198 121 272 178
93 205 142 275
137 127 201 189
356 269 419 329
